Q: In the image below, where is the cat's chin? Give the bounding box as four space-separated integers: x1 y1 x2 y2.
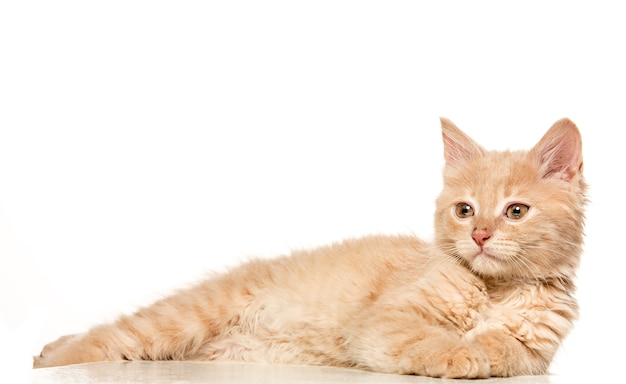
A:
468 252 507 276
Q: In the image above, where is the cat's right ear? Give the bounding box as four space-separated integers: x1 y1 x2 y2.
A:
440 117 485 167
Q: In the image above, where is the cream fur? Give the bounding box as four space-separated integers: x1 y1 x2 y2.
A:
34 118 586 378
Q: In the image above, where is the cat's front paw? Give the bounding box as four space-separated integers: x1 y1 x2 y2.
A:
33 333 108 368
425 345 490 379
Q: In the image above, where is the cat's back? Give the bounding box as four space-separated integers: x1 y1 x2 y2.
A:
231 234 431 301
194 234 431 328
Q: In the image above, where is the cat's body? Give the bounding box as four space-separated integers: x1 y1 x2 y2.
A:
34 118 586 378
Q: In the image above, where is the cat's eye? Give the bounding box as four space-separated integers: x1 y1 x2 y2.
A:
455 203 474 218
506 204 529 220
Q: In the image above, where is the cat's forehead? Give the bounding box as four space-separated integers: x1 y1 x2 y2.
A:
443 150 538 203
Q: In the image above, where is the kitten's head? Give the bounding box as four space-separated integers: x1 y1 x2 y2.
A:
434 118 586 280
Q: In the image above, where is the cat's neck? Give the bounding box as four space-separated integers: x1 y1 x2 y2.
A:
486 274 574 286
483 274 577 303
448 252 576 292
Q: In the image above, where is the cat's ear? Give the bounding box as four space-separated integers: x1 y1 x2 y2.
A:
440 117 485 166
530 118 583 182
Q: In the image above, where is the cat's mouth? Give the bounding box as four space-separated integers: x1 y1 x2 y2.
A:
474 250 502 262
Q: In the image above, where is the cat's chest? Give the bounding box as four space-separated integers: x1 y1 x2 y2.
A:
411 268 490 334
419 272 548 341
461 283 554 343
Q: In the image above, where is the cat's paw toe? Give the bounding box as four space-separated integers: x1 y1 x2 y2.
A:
428 346 490 379
33 334 94 368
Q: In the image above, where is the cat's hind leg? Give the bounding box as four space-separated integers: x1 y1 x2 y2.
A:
33 278 251 368
34 333 110 368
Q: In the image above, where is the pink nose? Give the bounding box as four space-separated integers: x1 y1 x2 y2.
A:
472 229 491 247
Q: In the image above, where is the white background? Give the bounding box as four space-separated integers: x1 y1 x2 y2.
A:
1 1 624 381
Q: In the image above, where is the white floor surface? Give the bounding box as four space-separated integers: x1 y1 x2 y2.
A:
30 361 589 384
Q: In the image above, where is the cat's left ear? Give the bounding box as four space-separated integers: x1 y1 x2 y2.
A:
530 118 583 182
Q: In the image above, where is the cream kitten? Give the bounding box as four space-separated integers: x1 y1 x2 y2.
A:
34 118 585 378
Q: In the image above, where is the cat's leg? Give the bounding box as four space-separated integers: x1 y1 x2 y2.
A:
34 282 246 368
354 333 492 378
33 330 117 368
348 308 545 378
470 330 550 376
347 308 493 379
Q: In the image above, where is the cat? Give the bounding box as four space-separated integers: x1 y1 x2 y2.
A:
33 118 586 378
